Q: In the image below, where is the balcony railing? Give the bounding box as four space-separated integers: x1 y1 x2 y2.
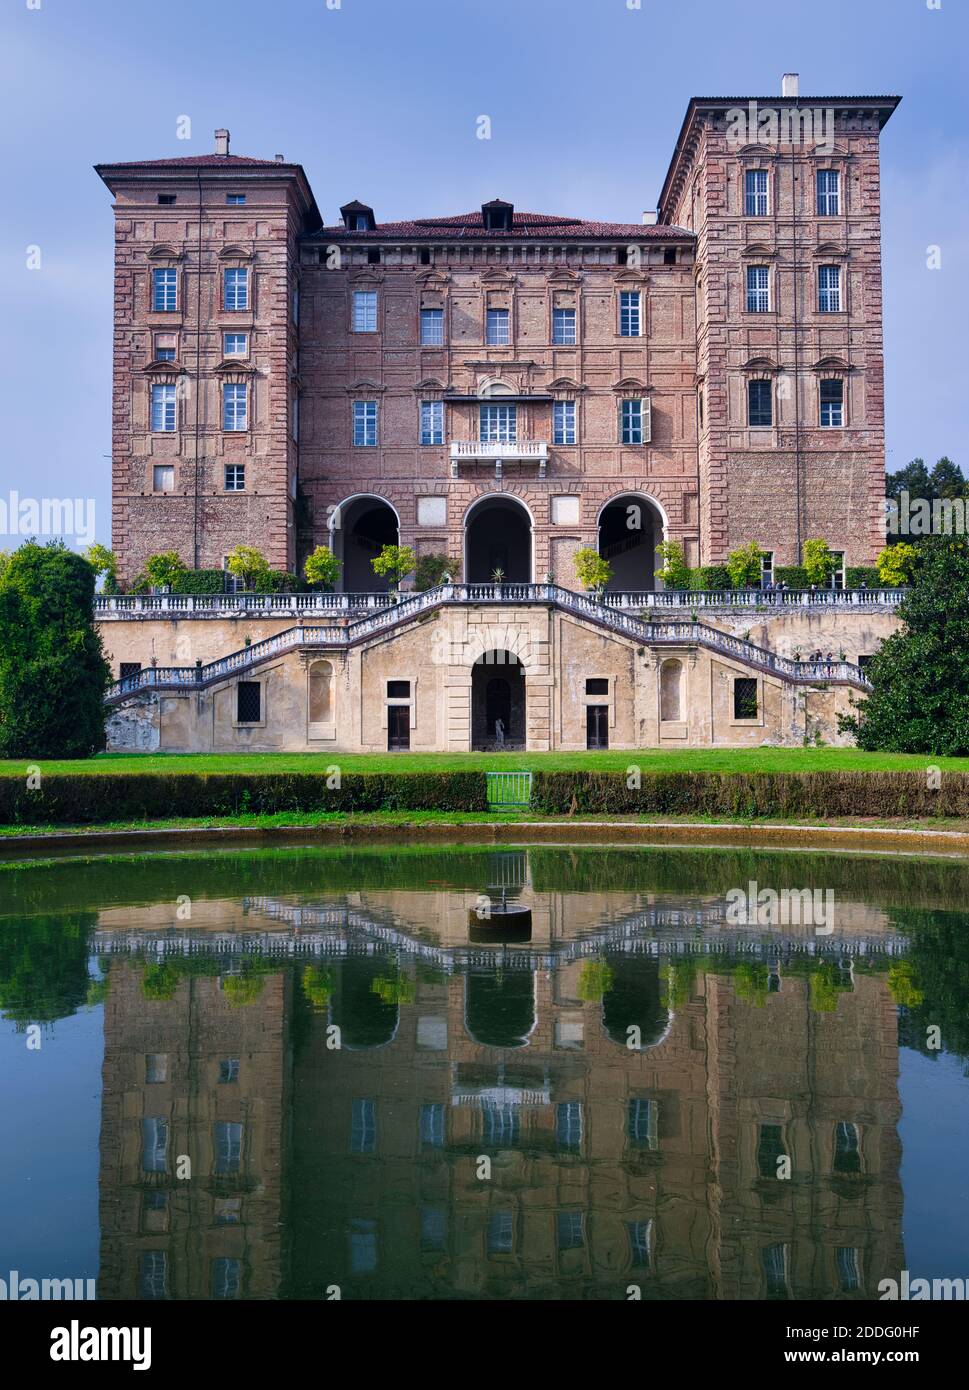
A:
449 438 548 477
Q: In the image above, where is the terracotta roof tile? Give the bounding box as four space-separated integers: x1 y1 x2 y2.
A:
313 210 692 240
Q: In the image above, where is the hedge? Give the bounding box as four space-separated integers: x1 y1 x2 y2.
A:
0 771 489 826
531 770 969 819
774 566 809 588
846 566 881 589
688 565 731 591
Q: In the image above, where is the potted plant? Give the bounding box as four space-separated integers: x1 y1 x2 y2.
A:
573 546 612 595
372 544 417 599
303 545 342 593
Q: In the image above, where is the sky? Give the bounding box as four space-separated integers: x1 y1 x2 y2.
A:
0 0 966 548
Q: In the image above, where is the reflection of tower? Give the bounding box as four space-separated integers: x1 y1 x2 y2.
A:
98 961 292 1300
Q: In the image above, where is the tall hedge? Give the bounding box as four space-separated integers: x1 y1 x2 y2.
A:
0 771 489 826
0 541 111 759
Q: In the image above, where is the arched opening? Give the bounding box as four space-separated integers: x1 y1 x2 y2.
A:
660 659 683 722
332 496 399 592
601 955 670 1049
330 956 400 1049
472 650 525 750
597 494 665 592
465 496 532 583
308 660 334 725
464 968 536 1048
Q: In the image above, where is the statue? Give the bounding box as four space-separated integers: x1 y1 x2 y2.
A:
494 718 505 748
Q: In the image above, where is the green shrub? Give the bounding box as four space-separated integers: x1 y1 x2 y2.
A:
846 567 880 589
414 553 457 591
727 542 766 589
688 565 731 591
0 771 490 826
775 566 809 589
654 540 691 590
171 569 228 595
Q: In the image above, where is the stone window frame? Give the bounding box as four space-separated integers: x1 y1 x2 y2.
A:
307 657 337 742
583 674 615 730
233 676 266 729
817 370 848 429
419 398 445 447
147 250 183 316
152 463 175 493
659 656 687 727
730 672 763 728
382 675 417 732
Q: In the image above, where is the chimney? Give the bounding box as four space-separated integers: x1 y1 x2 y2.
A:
274 154 285 163
641 210 658 225
782 73 799 99
214 128 230 157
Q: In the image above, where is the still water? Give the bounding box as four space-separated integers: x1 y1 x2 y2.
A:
1 841 968 1301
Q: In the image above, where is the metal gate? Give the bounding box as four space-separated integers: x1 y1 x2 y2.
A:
486 771 532 810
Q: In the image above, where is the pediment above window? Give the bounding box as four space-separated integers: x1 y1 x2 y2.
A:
345 378 386 394
545 268 581 285
613 267 649 285
812 355 851 375
478 268 516 287
218 245 255 262
741 242 776 259
142 360 186 379
413 377 451 395
742 355 779 376
547 376 586 394
148 244 184 262
477 376 516 397
612 377 650 394
814 241 847 258
349 268 384 286
415 268 450 287
215 359 256 379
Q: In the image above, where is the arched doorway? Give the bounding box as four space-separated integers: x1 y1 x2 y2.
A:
465 496 532 583
332 495 399 592
472 650 525 750
601 955 671 1049
464 967 536 1048
597 493 665 592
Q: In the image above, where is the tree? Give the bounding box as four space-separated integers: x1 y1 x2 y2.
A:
303 545 342 591
573 546 612 593
144 550 188 590
0 540 111 758
841 537 969 754
371 544 417 590
802 538 838 587
83 543 119 594
727 541 765 589
876 542 918 587
929 456 966 499
226 545 271 592
414 552 457 591
654 539 691 590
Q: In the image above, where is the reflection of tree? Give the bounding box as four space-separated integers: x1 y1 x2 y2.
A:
0 912 96 1027
301 965 333 1011
577 958 614 1002
733 962 770 1007
891 909 969 1064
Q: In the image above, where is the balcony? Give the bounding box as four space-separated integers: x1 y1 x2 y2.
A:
449 438 548 479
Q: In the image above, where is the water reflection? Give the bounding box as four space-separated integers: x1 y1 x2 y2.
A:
2 844 969 1301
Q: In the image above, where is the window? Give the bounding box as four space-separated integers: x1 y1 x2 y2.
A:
419 248 431 266
152 268 177 310
420 400 444 446
557 1211 584 1251
837 1247 861 1293
553 399 576 445
487 1211 514 1255
351 289 377 332
150 383 176 432
556 1101 582 1152
818 265 842 313
830 550 846 591
627 1220 653 1269
820 378 844 427
746 265 770 313
833 1121 861 1175
420 1207 446 1251
214 1197 241 1225
223 557 242 595
664 246 677 265
157 194 176 206
236 681 260 722
142 1117 168 1173
154 333 176 362
214 1121 243 1175
225 464 245 491
747 379 772 427
349 1218 378 1273
145 1054 168 1084
479 403 517 442
745 169 769 216
760 550 774 587
219 1058 240 1084
387 679 410 698
620 397 644 444
619 291 641 336
226 193 246 206
552 307 576 344
757 1123 786 1179
223 332 248 357
367 247 381 265
419 1103 445 1149
420 307 444 345
139 1251 167 1301
211 1257 241 1300
353 399 378 446
762 1243 790 1299
482 1102 520 1145
222 383 247 431
586 677 608 695
817 169 840 216
223 267 249 311
627 1098 657 1149
153 464 174 493
350 1098 376 1154
120 662 142 680
587 705 609 749
734 677 758 719
486 307 510 345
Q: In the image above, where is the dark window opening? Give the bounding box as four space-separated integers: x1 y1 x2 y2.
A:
757 1123 786 1179
858 654 874 672
120 662 142 680
387 680 410 698
388 704 410 751
734 678 758 719
419 248 431 265
237 681 261 722
367 247 381 265
663 246 677 265
586 677 608 695
157 194 176 206
586 704 609 750
482 199 513 231
747 379 773 428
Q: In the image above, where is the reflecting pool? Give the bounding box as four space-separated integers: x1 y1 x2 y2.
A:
1 842 968 1301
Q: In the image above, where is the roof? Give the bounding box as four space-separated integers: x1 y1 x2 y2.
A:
311 210 693 241
657 93 902 219
95 153 297 170
94 153 322 229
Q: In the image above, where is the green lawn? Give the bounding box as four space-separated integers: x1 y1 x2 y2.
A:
0 747 962 777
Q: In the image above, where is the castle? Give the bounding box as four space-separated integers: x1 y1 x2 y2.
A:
95 79 903 753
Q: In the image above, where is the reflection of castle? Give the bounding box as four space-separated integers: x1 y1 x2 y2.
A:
96 887 903 1300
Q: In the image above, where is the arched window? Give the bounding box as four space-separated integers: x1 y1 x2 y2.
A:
660 659 682 722
309 660 334 728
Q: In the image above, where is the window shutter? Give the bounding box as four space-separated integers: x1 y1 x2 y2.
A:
643 397 652 443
